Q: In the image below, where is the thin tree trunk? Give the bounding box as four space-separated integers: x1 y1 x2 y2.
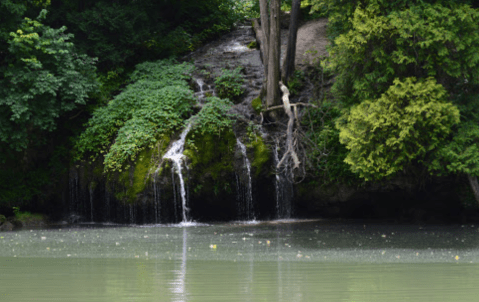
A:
266 0 281 111
259 0 270 77
467 173 479 204
282 0 301 84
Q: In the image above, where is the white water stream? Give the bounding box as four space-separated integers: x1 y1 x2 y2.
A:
236 139 255 221
163 124 192 223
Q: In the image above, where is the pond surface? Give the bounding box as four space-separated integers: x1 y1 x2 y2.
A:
1 220 479 301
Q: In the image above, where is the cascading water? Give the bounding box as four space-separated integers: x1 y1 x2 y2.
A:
105 185 111 222
196 78 204 93
153 177 161 224
89 183 94 222
68 169 81 223
163 124 192 223
236 139 255 221
273 143 294 219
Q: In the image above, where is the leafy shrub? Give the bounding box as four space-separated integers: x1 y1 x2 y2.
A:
287 70 305 96
214 67 245 102
337 77 460 181
251 97 263 114
75 59 195 172
191 97 235 135
302 102 359 185
0 9 98 154
326 3 479 106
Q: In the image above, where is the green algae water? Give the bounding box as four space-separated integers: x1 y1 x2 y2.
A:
2 220 479 301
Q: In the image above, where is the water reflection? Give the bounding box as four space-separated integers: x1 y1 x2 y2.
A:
171 228 188 302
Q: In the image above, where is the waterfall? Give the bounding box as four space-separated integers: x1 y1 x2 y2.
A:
196 78 204 93
89 183 94 222
153 177 161 224
163 124 192 223
172 228 188 301
105 185 111 222
69 169 78 218
236 139 255 221
273 143 293 219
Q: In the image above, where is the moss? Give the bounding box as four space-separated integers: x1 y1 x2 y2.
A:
129 148 154 200
184 130 236 180
247 40 258 49
251 97 263 114
247 135 270 176
92 164 104 178
14 211 45 226
114 133 171 203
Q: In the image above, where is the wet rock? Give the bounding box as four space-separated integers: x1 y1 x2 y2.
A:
0 221 14 232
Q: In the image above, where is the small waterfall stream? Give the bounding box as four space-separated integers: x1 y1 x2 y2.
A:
236 139 255 221
273 144 294 219
163 124 192 223
153 177 161 224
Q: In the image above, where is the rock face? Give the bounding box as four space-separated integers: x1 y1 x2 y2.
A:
184 24 264 119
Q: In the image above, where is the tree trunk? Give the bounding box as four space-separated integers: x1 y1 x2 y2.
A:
266 0 281 111
259 0 270 77
282 0 301 84
467 173 479 204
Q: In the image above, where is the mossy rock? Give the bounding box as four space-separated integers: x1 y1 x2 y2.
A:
13 212 46 227
113 134 171 203
251 97 263 114
247 135 270 176
184 130 236 181
247 40 258 49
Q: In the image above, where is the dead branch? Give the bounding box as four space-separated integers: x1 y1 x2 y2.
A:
263 102 317 113
277 81 301 170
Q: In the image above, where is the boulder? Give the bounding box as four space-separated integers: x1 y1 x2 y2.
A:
0 221 14 232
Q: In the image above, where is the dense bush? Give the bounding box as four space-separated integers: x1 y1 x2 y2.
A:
0 9 98 156
337 77 460 180
320 1 479 184
214 67 245 102
75 59 195 172
191 97 235 135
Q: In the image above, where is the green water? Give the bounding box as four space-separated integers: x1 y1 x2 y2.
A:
1 220 479 301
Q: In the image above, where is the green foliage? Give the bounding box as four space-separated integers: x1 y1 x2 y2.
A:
214 67 245 102
431 121 479 176
191 97 235 136
303 103 359 185
184 131 236 180
0 9 98 154
337 77 460 180
75 59 195 172
326 3 479 106
13 208 44 225
45 0 247 70
0 214 5 224
287 70 305 96
0 160 50 207
248 136 270 176
234 0 260 19
251 97 263 114
247 40 258 49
